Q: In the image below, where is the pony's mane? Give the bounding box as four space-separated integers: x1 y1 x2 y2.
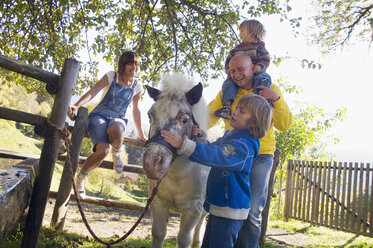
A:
159 73 208 131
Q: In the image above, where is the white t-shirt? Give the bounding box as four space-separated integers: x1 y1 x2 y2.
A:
104 71 142 96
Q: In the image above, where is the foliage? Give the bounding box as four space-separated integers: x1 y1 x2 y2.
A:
274 80 347 166
272 80 346 219
126 131 144 165
309 0 373 53
0 0 295 94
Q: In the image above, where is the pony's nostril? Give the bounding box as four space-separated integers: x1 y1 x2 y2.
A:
154 155 163 169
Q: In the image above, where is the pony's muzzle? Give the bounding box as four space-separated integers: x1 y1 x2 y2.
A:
142 145 173 180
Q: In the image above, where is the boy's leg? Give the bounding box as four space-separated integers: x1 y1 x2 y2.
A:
253 72 273 105
215 76 238 119
203 214 243 248
234 154 274 248
253 72 272 94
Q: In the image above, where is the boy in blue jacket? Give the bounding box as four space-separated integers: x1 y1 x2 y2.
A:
161 94 273 248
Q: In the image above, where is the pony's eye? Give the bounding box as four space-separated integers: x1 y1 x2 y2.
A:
181 115 189 125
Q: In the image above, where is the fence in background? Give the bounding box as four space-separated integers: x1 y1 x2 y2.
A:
284 160 372 237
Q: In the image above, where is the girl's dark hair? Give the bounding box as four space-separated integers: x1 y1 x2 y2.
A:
237 94 273 139
117 51 140 75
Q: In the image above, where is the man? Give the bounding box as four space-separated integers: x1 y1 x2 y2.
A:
208 54 292 247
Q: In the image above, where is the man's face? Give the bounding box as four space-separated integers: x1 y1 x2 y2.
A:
229 55 254 90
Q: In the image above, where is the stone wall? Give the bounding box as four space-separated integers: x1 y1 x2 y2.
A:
0 158 39 244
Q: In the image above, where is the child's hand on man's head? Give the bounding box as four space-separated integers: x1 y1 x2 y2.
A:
161 130 183 149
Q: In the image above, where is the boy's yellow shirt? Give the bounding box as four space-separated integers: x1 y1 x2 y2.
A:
208 84 292 155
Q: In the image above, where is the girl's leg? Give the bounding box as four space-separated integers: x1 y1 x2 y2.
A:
80 142 110 174
107 120 126 173
76 142 110 198
107 122 125 150
76 114 110 198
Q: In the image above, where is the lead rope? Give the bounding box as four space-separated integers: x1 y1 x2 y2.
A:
47 119 160 247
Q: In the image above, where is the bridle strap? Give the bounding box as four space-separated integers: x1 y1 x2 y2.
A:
145 132 177 158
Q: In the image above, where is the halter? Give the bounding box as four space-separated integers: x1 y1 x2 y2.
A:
145 113 200 158
145 131 177 158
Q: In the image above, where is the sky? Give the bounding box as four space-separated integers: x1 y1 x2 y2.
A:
74 1 373 163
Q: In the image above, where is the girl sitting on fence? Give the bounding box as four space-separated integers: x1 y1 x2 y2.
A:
69 51 147 199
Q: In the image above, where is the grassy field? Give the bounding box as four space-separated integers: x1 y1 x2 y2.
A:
1 120 373 247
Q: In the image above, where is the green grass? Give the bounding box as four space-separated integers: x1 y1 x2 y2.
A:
269 219 373 247
0 227 177 248
0 120 42 155
51 162 147 204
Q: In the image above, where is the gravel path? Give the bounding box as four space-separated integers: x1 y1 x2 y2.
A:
43 199 179 240
43 198 308 247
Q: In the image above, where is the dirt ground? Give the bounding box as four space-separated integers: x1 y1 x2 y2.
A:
43 199 179 240
43 199 309 247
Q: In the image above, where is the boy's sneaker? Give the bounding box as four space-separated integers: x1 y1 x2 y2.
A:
214 105 232 119
75 172 88 199
112 145 124 174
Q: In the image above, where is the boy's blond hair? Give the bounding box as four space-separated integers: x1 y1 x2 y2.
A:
237 94 273 139
239 19 266 41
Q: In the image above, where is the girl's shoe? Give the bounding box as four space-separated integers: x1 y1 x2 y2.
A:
112 146 124 173
75 172 88 199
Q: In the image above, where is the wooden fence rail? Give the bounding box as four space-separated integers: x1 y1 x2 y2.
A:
0 54 79 248
284 160 373 237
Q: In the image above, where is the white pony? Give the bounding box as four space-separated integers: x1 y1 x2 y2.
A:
142 73 210 248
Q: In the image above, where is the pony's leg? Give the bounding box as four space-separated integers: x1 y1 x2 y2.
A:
150 201 169 248
178 211 202 248
192 211 207 247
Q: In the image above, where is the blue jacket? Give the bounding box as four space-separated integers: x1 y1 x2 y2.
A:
179 129 260 220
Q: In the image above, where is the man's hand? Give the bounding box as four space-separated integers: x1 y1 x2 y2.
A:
161 130 183 149
256 86 280 102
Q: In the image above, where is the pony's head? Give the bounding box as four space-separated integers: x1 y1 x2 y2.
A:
142 73 206 180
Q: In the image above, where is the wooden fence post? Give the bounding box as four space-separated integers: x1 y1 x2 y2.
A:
259 149 280 244
21 58 80 248
51 107 88 229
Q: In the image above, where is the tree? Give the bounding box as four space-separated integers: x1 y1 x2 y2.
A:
272 80 346 219
309 0 373 53
0 0 294 94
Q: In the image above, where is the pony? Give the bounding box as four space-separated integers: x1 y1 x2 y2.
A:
142 73 210 248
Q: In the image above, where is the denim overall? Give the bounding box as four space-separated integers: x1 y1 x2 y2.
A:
87 72 138 150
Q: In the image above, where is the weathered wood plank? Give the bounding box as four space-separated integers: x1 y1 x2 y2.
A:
0 54 59 93
57 154 145 174
48 191 148 213
51 107 88 229
0 106 47 126
21 58 80 248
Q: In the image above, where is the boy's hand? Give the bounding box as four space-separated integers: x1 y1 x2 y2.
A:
192 125 202 137
161 130 183 149
253 65 262 73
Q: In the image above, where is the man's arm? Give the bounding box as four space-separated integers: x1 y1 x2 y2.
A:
207 91 224 129
271 84 292 132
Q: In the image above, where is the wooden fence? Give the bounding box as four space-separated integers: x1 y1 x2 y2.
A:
0 54 79 248
284 160 373 237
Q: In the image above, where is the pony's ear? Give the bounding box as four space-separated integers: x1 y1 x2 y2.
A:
186 82 203 106
146 85 161 101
